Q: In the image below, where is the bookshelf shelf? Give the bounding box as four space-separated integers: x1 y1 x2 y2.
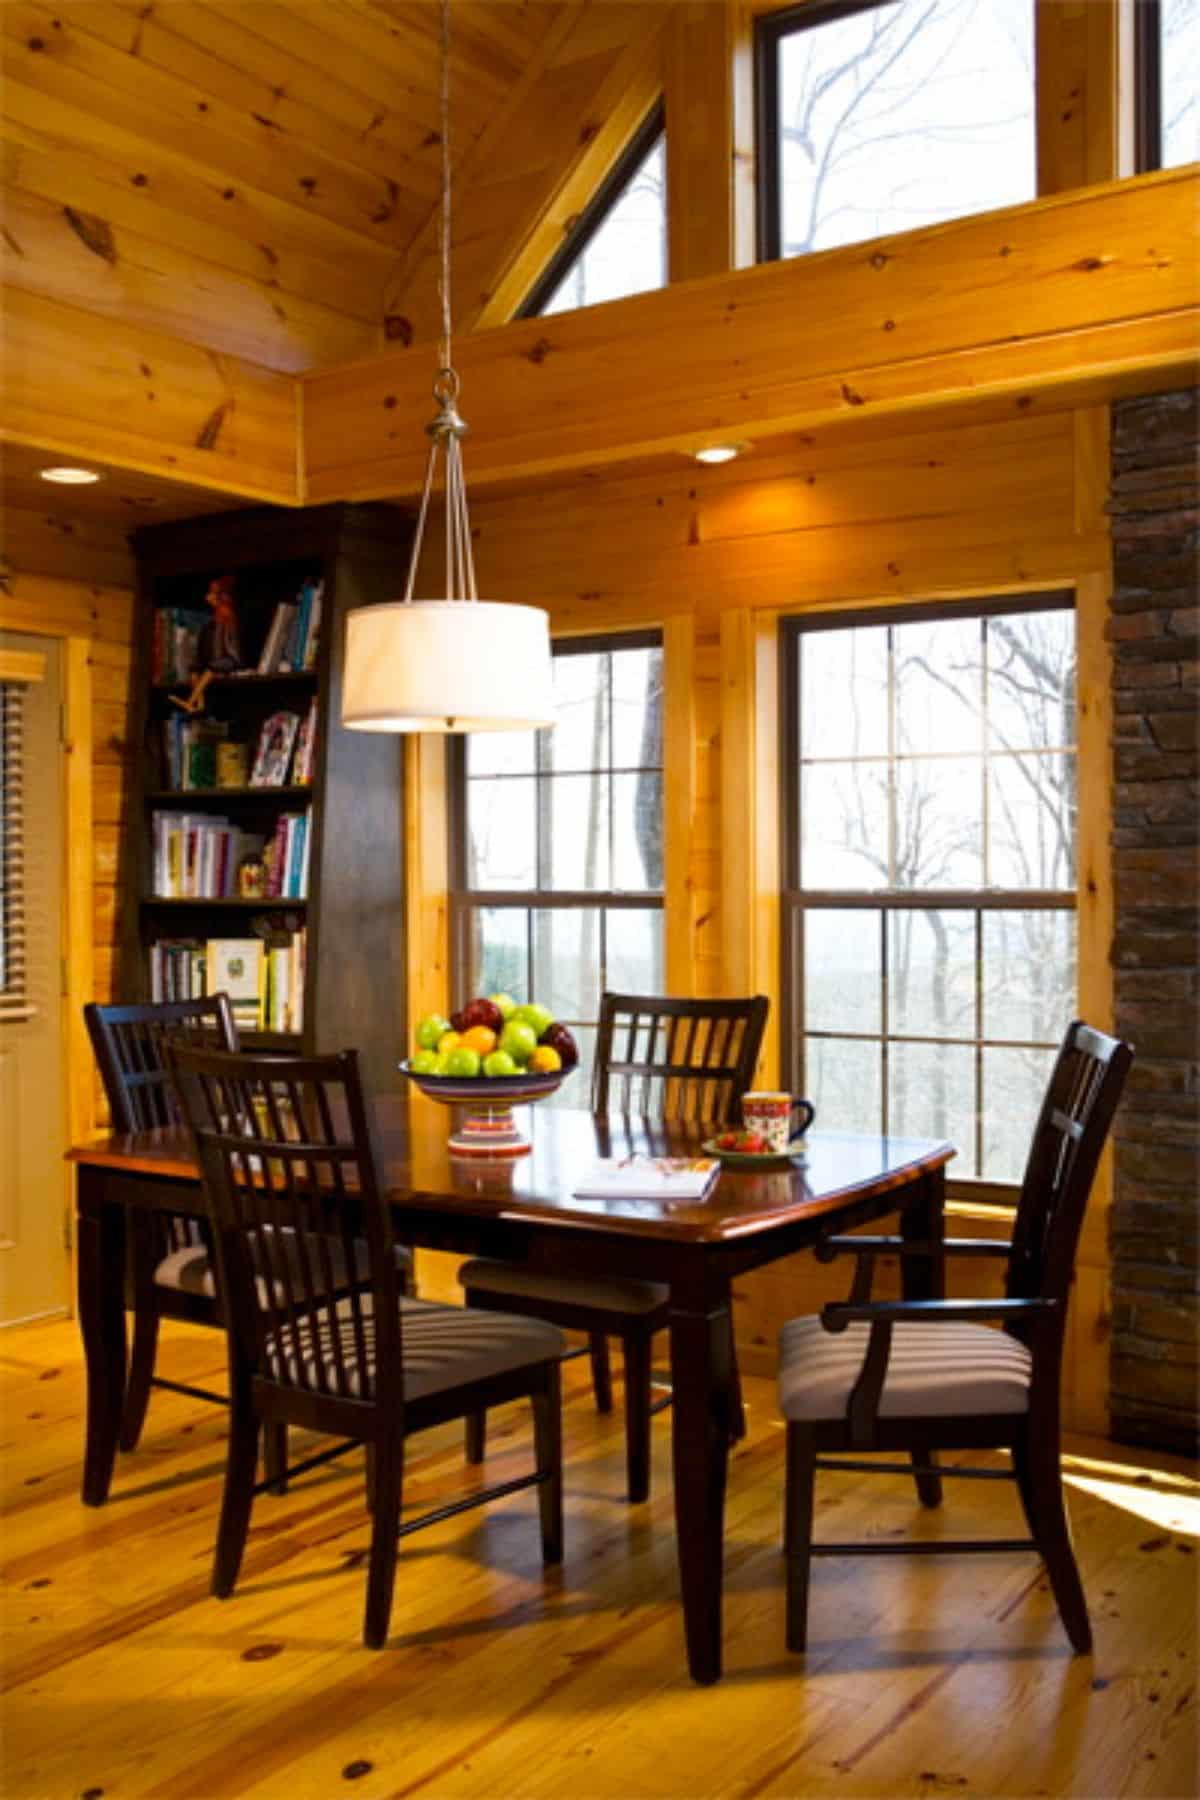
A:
143 786 314 805
121 503 413 1092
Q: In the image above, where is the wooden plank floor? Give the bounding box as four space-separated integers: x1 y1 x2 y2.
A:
2 1316 1196 1800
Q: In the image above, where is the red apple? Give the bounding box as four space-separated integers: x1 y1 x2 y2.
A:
538 1022 578 1068
453 997 504 1035
735 1131 767 1153
715 1131 740 1150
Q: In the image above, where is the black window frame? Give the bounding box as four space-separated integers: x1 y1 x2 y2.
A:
448 629 665 1051
518 102 666 319
779 591 1078 1203
1135 0 1164 172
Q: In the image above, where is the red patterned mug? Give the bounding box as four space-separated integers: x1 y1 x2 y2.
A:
741 1091 815 1153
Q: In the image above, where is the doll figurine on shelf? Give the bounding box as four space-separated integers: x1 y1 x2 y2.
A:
204 573 242 672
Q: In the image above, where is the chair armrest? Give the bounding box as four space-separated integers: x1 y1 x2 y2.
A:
815 1235 1012 1263
822 1296 1056 1333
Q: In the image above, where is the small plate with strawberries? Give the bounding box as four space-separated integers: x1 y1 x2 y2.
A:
701 1129 809 1170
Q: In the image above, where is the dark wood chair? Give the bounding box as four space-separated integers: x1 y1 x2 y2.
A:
779 1020 1133 1656
83 996 250 1455
83 998 412 1489
168 1043 564 1650
459 992 770 1501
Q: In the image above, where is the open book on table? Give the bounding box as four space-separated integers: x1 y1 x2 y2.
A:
572 1156 720 1202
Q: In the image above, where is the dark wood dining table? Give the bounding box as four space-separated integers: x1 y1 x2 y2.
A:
68 1100 954 1685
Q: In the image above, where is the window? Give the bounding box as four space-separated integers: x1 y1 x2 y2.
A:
757 0 1036 262
782 598 1077 1186
452 635 664 1101
522 107 666 318
1137 0 1200 171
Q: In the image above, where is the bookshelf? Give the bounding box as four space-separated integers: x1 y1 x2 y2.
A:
119 503 413 1094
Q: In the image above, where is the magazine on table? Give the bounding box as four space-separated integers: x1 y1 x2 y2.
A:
572 1155 720 1202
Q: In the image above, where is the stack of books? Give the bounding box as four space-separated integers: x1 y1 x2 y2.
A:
249 702 317 787
161 715 228 790
265 813 310 899
148 931 306 1034
257 578 324 674
152 607 210 683
150 812 265 898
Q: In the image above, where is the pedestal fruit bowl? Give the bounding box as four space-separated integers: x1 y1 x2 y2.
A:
400 994 579 1158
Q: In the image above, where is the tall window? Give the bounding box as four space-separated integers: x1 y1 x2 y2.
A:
782 598 1076 1186
757 0 1036 261
452 635 664 1101
0 682 30 1021
1137 0 1200 171
522 108 666 318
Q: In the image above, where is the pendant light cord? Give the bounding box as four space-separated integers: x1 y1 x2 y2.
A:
403 0 478 606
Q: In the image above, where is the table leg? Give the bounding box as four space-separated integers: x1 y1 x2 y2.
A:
669 1281 734 1685
901 1166 946 1508
77 1169 127 1506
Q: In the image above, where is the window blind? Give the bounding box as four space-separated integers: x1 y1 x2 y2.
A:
0 679 33 1022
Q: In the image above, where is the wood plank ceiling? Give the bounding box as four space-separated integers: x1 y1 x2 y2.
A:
1 0 664 378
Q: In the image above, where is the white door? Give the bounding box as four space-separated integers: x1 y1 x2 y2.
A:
0 632 69 1326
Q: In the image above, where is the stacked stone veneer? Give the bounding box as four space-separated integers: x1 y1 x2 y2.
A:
1108 388 1200 1456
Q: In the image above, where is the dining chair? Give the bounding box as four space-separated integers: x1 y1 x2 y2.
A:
778 1020 1133 1655
459 991 770 1502
83 997 412 1490
168 1043 564 1650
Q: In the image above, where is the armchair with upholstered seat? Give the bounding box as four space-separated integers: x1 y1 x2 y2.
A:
778 1020 1133 1656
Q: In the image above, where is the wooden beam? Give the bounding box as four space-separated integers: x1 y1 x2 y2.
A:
665 1 755 280
304 169 1199 502
1037 0 1130 192
2 288 300 503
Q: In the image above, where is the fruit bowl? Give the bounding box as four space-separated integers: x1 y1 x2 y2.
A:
399 1061 575 1158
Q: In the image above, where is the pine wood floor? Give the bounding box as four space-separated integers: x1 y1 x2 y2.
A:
2 1317 1196 1800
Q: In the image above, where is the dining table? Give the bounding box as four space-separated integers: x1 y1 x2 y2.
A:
68 1099 955 1685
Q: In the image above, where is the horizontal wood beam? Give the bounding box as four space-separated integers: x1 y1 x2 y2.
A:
1 288 300 504
304 169 1199 502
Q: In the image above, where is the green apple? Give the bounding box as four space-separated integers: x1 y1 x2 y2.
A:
488 992 517 1020
431 1049 454 1075
415 1012 451 1050
512 1002 553 1036
409 1050 439 1075
444 1046 482 1078
483 1049 518 1077
499 1020 538 1064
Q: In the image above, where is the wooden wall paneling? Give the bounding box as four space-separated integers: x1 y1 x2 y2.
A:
303 170 1199 501
1036 0 1127 194
0 5 423 254
403 734 452 1032
0 501 135 591
2 290 300 503
0 182 372 374
388 4 668 341
0 90 397 322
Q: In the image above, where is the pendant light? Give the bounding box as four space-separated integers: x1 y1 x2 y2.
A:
342 0 555 734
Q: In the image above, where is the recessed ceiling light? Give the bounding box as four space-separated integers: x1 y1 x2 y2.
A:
39 466 103 485
693 443 747 465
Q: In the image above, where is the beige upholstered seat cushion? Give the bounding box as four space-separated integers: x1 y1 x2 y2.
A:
155 1233 413 1303
458 1257 667 1318
265 1296 565 1401
778 1315 1032 1422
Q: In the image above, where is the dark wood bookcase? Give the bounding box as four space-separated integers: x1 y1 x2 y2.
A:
119 502 412 1095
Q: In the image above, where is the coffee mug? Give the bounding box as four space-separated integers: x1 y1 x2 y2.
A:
741 1091 815 1153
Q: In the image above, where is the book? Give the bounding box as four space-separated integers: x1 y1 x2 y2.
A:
257 603 295 675
571 1156 720 1202
250 711 300 787
292 698 318 784
205 938 265 1032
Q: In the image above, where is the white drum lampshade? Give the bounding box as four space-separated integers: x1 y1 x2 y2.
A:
341 600 555 733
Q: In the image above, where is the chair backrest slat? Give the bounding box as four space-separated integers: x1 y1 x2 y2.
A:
1007 1020 1134 1312
168 1045 402 1411
591 992 769 1124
